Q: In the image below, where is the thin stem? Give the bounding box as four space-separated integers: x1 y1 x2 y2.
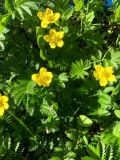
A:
8 111 34 137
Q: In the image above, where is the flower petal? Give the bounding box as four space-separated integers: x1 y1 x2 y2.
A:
4 103 9 110
49 29 56 35
37 11 45 20
47 72 53 79
95 65 104 72
57 40 64 48
40 67 47 74
32 74 38 82
108 74 116 82
2 95 9 103
45 8 53 16
41 20 48 28
44 35 50 42
49 42 56 48
0 107 4 116
105 67 113 74
56 31 64 39
99 78 108 87
53 13 60 21
93 71 99 79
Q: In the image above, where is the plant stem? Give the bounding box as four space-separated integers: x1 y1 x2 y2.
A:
8 111 34 137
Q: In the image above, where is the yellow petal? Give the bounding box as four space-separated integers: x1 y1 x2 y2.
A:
37 11 45 20
53 13 60 21
49 29 56 35
4 103 9 110
46 72 53 79
99 78 108 87
0 107 4 116
57 40 64 48
105 67 113 74
42 82 49 87
45 8 53 15
93 71 99 79
95 65 103 71
49 42 56 49
56 31 64 39
32 74 38 82
44 35 50 42
41 20 48 28
108 74 116 82
2 95 9 103
40 67 47 74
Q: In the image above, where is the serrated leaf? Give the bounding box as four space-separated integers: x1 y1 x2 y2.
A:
87 144 100 159
110 121 120 138
64 151 76 158
65 130 78 141
70 59 90 79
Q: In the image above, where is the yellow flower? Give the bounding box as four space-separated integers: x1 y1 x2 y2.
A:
44 28 64 48
37 8 60 28
32 67 53 87
0 94 9 116
93 65 116 87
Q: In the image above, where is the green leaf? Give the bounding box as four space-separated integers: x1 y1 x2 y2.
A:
82 156 96 160
77 115 93 127
11 80 35 106
40 49 49 60
62 7 74 20
70 59 90 79
73 0 84 11
8 111 34 137
103 87 114 94
0 41 4 51
20 5 32 16
109 121 120 138
98 93 111 106
0 15 11 32
115 5 120 22
5 0 14 12
85 11 95 24
110 48 120 65
16 8 24 19
86 144 100 159
50 157 61 160
65 129 78 141
114 110 120 118
58 73 69 88
22 1 38 10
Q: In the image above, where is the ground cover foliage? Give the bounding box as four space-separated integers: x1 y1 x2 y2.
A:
0 0 120 159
